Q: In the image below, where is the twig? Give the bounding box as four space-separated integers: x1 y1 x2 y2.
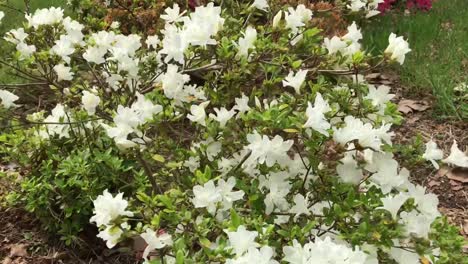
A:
136 151 162 194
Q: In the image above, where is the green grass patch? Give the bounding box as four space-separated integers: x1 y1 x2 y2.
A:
362 0 468 120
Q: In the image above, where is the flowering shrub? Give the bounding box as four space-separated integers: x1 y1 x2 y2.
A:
0 0 466 263
378 0 432 13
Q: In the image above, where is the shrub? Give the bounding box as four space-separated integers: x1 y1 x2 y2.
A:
0 0 465 263
378 0 433 13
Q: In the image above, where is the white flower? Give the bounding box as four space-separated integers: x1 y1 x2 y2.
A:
442 140 468 167
364 85 395 109
51 37 75 63
83 46 107 64
406 183 440 219
303 92 331 136
367 155 408 194
81 91 101 115
140 228 173 260
282 69 307 94
209 107 236 128
233 93 251 115
385 33 411 65
0 89 19 108
182 3 224 47
97 225 123 248
40 104 73 139
283 237 368 264
285 5 312 33
0 11 4 24
333 116 393 151
110 21 120 29
192 180 222 214
260 172 292 214
161 3 185 23
272 11 282 28
251 0 269 11
389 244 421 264
378 193 408 219
245 132 293 167
336 151 363 184
217 177 245 210
342 22 362 44
225 225 259 256
90 189 134 227
227 246 279 264
187 101 210 126
399 211 433 238
290 194 310 220
324 36 347 55
159 64 189 99
422 140 443 169
26 7 64 28
4 28 28 44
132 93 163 122
237 26 257 58
348 0 366 11
53 64 74 81
16 42 36 59
146 35 160 49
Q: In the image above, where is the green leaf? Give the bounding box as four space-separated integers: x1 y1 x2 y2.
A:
230 208 241 228
152 154 165 163
176 250 185 264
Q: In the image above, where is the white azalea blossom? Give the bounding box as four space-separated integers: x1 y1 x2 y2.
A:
53 63 74 81
210 107 237 128
81 91 101 115
245 132 293 167
90 189 134 227
237 26 257 58
442 140 468 167
283 237 368 264
97 225 124 249
251 0 269 11
282 69 308 94
140 229 173 261
225 225 259 256
422 140 444 169
272 11 283 28
378 193 408 219
187 101 210 126
0 90 19 108
289 194 310 220
303 92 331 136
385 33 411 65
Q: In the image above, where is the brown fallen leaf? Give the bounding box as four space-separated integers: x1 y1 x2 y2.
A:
397 99 431 114
446 167 468 183
2 257 12 264
436 167 450 178
427 180 440 187
9 244 27 258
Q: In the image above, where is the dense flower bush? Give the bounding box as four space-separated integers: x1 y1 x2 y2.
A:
378 0 432 12
0 0 466 263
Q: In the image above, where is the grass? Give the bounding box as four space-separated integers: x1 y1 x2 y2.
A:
362 0 468 120
0 0 67 83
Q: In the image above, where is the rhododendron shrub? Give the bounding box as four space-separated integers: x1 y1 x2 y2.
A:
378 0 432 12
0 1 465 263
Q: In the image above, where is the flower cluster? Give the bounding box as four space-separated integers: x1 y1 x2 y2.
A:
378 0 433 12
0 2 465 264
